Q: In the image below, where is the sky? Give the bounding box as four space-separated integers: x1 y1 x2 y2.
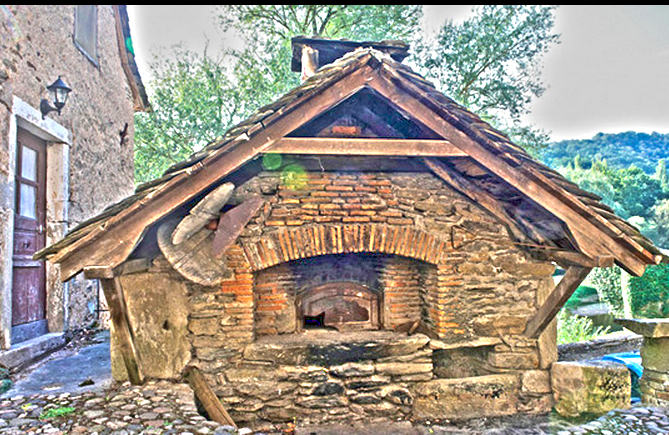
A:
127 5 669 142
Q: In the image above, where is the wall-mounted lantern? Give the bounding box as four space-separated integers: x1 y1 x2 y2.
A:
40 76 72 119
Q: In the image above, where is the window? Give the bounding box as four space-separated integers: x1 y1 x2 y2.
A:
74 5 98 64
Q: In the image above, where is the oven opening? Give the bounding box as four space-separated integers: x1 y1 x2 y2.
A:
298 282 379 332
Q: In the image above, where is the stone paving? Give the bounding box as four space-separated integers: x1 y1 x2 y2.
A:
0 379 667 435
0 329 667 434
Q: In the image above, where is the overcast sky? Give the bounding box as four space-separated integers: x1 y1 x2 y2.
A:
127 5 669 142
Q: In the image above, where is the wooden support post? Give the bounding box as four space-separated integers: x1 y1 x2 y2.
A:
84 266 144 385
186 367 237 428
524 265 592 338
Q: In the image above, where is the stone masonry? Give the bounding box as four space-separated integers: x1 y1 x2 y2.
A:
108 166 559 428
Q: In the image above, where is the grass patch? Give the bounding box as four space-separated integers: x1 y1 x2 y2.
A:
557 309 611 345
39 406 76 420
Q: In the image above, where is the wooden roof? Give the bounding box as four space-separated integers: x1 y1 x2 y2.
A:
35 45 665 281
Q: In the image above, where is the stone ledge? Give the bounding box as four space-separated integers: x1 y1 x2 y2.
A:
0 333 66 371
616 318 669 338
242 331 430 366
551 360 630 417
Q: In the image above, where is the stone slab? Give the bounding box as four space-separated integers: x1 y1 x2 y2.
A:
243 331 430 366
551 360 630 417
412 374 519 420
0 332 65 370
616 318 669 338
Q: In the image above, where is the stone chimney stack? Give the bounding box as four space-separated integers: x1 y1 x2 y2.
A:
291 37 410 82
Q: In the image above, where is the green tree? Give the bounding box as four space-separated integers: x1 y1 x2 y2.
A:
655 158 668 191
412 5 560 154
134 5 422 184
134 47 248 183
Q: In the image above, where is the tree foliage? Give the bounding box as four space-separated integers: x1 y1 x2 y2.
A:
134 5 560 183
134 47 247 183
134 5 422 184
540 132 669 174
412 5 560 154
628 264 669 318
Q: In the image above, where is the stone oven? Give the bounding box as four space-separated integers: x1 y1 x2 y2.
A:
36 37 665 430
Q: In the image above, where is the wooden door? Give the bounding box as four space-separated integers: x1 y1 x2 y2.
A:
12 129 48 343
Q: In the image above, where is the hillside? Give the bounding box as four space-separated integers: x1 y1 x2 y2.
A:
539 131 669 173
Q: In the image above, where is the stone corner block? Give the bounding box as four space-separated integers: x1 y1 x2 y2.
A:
551 360 630 417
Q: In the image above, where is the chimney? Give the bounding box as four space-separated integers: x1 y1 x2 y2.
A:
291 37 410 82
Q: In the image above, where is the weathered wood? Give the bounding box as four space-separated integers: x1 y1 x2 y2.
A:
524 266 592 338
157 218 231 286
211 196 265 258
83 265 115 280
542 250 614 269
82 259 151 279
185 367 236 428
115 258 152 276
172 183 235 245
55 58 376 281
369 69 652 276
267 138 467 157
84 267 144 385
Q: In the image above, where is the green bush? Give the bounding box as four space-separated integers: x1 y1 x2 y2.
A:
628 263 669 318
588 267 624 316
563 285 599 310
557 310 611 345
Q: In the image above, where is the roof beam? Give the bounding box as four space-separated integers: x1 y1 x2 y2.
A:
266 138 467 157
368 68 651 276
54 57 379 281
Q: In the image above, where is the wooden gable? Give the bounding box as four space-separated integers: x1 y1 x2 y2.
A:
36 45 664 286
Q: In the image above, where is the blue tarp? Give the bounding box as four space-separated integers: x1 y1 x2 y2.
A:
601 351 643 378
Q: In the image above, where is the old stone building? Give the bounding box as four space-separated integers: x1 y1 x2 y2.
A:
37 37 665 429
0 5 148 354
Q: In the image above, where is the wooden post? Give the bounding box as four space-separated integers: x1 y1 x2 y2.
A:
186 367 237 428
84 266 144 385
524 265 592 338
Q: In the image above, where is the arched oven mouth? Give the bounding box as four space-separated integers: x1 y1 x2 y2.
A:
296 282 381 333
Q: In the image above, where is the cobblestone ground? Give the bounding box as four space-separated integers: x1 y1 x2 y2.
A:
0 379 667 435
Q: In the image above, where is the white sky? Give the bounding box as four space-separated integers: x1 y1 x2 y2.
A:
127 5 669 142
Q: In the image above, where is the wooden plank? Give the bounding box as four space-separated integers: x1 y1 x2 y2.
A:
54 58 377 281
524 265 592 338
367 69 651 276
186 367 237 428
84 268 144 385
211 196 265 258
266 137 467 157
542 250 614 269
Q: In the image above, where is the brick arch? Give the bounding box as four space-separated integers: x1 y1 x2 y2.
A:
239 223 449 271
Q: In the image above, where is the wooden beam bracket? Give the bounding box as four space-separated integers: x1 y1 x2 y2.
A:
185 367 237 428
524 265 592 338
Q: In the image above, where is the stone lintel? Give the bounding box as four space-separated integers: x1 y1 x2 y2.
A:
616 318 669 338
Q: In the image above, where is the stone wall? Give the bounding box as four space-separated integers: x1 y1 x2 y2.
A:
108 166 559 427
0 5 136 344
